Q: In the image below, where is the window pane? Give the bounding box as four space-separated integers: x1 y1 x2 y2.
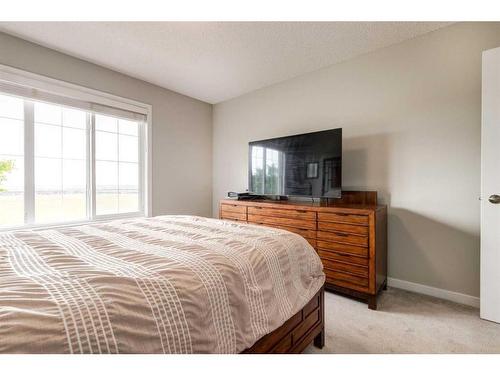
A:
119 162 138 190
35 155 63 223
0 94 24 119
96 191 118 215
63 108 86 129
118 134 138 163
96 154 139 215
96 130 117 161
0 155 24 192
62 159 86 221
63 160 86 191
96 160 118 191
35 123 62 158
95 160 118 215
119 119 138 136
35 157 61 191
119 191 138 213
63 127 86 160
34 102 88 224
35 102 61 125
35 158 87 223
62 192 86 221
0 193 24 227
95 114 117 132
0 118 24 156
0 155 24 227
35 192 63 224
0 94 25 227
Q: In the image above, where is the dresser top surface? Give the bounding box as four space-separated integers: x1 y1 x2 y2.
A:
220 198 385 213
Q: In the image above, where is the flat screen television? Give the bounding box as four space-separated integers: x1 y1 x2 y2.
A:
248 128 342 198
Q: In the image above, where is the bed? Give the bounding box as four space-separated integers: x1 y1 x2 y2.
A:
0 215 325 354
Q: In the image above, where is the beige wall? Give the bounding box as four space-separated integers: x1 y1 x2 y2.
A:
0 32 213 217
213 22 500 297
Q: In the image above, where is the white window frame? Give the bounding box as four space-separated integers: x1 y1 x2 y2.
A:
0 64 153 230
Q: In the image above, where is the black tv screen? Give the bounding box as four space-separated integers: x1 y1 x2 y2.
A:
248 128 342 198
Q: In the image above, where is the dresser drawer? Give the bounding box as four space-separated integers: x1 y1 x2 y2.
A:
323 258 368 277
317 249 369 266
317 231 368 247
248 206 316 220
250 222 316 239
326 277 369 293
318 221 369 236
220 211 247 221
325 270 368 288
316 240 368 257
248 214 316 230
221 203 247 214
318 212 369 225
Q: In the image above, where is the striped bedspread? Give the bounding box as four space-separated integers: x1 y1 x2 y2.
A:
0 215 325 353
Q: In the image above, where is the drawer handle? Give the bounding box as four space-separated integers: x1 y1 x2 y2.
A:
335 232 349 237
296 210 307 213
336 213 349 216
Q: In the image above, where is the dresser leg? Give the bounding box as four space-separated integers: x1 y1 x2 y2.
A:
382 279 388 290
313 328 325 349
368 296 377 310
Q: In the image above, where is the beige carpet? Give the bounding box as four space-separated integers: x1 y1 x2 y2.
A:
304 287 500 353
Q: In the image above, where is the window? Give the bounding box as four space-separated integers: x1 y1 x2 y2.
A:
34 102 88 223
95 114 140 215
0 87 147 229
0 94 24 227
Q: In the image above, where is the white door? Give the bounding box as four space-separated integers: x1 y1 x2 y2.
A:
481 46 500 323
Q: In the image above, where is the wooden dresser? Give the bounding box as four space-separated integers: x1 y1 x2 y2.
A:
219 191 387 309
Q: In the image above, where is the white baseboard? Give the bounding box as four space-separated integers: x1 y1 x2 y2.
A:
387 277 480 308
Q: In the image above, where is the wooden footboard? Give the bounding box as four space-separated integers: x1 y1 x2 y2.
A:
243 286 325 353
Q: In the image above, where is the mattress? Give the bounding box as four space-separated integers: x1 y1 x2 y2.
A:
0 215 325 353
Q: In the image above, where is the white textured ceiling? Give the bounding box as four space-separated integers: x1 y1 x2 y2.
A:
0 22 451 104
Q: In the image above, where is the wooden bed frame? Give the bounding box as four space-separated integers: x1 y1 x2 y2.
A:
243 286 325 353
